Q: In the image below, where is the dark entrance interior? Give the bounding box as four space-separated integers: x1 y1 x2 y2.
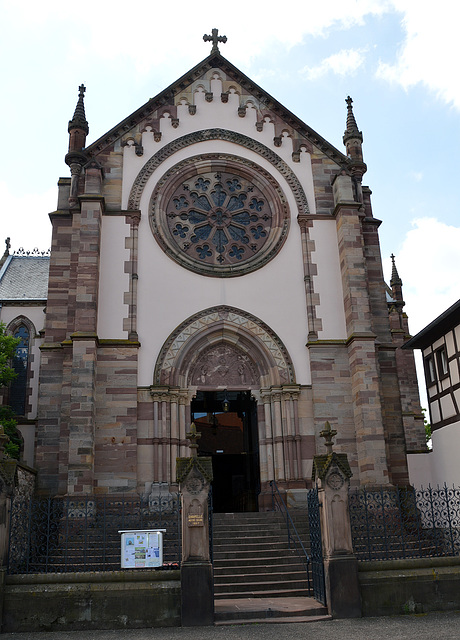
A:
191 390 259 513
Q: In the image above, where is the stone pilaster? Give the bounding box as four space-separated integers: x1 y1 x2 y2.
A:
334 187 389 485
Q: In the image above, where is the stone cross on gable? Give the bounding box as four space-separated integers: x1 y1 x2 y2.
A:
203 28 227 54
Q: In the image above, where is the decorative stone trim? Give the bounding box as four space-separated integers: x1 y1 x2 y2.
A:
127 129 310 219
149 154 289 277
123 211 141 340
154 305 296 387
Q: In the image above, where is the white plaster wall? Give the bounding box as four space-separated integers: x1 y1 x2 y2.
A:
133 139 313 386
308 221 347 338
431 422 460 487
445 330 455 357
440 394 456 420
407 451 433 489
430 399 441 423
121 82 316 216
116 77 348 386
97 216 130 338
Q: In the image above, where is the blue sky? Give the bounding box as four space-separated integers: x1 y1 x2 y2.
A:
1 0 459 350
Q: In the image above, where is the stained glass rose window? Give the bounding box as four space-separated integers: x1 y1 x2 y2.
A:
150 155 289 277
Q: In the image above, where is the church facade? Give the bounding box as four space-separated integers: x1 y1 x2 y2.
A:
1 35 426 509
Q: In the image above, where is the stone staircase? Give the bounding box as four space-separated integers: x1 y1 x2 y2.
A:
212 511 330 624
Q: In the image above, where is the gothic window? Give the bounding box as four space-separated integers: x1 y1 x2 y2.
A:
150 155 289 277
10 325 30 415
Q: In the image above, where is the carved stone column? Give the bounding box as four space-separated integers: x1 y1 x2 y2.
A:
271 390 285 481
261 389 274 483
313 423 361 618
176 423 213 626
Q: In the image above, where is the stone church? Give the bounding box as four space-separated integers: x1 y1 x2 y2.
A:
0 32 426 510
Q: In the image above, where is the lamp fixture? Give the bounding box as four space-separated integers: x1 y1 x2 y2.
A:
222 391 230 413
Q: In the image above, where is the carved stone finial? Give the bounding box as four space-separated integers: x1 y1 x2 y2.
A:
203 28 227 54
0 237 11 269
390 253 402 287
319 421 337 455
186 422 201 458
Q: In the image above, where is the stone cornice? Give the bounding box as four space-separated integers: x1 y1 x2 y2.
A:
345 332 377 346
307 339 347 348
332 201 364 218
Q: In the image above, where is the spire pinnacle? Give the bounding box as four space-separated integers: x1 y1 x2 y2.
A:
68 83 89 135
343 96 362 144
390 253 402 288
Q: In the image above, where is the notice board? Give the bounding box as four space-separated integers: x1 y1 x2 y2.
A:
119 529 165 569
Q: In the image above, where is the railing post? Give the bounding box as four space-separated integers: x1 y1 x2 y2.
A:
313 422 361 618
176 423 213 626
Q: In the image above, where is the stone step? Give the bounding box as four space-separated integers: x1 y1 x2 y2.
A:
215 614 331 626
214 558 307 572
214 578 309 594
214 596 329 625
215 586 311 600
213 543 308 557
215 570 308 585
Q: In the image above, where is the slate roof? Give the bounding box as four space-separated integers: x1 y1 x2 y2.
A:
0 256 49 302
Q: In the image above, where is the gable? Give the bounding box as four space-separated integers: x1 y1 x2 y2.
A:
86 53 349 169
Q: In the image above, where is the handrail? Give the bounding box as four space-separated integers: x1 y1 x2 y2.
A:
270 480 311 591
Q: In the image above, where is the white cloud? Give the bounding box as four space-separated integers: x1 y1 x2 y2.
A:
301 49 367 80
409 171 423 182
377 1 460 108
2 1 390 72
386 217 460 336
0 182 54 253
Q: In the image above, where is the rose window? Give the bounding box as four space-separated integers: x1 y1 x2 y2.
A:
150 156 289 277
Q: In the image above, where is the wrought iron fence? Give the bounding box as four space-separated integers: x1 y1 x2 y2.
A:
349 485 460 561
7 492 181 575
270 480 312 593
307 487 326 605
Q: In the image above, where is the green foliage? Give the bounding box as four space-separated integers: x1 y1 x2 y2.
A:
0 405 21 460
422 408 432 450
0 321 20 387
0 322 22 459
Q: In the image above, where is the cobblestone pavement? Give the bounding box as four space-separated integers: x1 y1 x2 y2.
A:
3 612 460 640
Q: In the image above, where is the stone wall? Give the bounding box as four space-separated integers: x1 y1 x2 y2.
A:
1 570 180 632
358 557 460 616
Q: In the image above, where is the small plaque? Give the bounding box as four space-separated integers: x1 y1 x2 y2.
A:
188 514 204 527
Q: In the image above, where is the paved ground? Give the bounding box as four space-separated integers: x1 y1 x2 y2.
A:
3 611 460 640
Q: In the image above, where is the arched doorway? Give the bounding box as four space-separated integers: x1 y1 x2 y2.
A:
149 306 301 509
192 390 259 512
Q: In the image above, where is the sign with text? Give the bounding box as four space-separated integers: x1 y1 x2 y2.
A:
119 529 165 569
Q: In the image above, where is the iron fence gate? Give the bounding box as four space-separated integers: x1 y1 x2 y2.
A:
307 486 326 605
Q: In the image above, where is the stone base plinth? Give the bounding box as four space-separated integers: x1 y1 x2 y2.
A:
181 561 213 626
324 556 361 618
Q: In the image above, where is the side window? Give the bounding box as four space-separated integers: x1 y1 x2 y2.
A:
424 354 436 386
10 325 30 415
436 346 449 379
